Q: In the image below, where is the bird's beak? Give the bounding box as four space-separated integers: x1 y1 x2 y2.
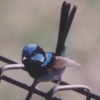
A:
22 56 27 61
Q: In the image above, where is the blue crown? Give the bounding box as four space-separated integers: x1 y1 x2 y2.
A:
22 44 37 58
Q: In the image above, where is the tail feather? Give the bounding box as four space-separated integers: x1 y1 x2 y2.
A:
58 2 71 40
56 1 77 56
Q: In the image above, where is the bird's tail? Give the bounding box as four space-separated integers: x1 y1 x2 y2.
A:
56 1 77 56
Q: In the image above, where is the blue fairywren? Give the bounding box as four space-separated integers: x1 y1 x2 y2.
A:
0 1 78 87
22 44 80 82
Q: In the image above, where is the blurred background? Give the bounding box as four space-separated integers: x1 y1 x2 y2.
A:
0 0 100 100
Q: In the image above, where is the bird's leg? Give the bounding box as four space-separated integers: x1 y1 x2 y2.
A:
54 76 62 88
25 79 40 100
31 79 40 89
46 76 62 100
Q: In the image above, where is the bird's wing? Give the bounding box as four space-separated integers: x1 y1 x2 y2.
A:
56 1 77 56
53 56 80 69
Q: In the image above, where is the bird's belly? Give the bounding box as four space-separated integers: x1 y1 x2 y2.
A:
36 68 66 82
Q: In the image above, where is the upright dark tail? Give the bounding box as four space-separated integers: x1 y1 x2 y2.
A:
56 1 77 56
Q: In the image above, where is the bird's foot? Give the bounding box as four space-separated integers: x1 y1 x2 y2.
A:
46 87 63 100
30 80 41 90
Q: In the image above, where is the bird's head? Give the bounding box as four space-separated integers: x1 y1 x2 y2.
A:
22 44 46 66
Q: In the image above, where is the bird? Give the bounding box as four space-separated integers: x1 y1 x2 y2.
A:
0 1 79 87
21 1 79 85
22 43 80 83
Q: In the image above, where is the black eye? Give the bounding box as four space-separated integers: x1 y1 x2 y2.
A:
31 51 37 57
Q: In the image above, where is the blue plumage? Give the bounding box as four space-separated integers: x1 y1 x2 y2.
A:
31 53 45 63
41 52 53 67
22 44 55 79
22 43 80 81
22 44 37 58
22 44 53 68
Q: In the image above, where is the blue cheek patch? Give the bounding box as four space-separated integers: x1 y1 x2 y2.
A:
41 52 52 67
31 54 45 63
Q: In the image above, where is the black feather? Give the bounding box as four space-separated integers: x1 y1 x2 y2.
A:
56 1 77 56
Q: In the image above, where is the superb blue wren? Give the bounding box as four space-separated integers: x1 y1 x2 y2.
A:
0 1 78 87
22 44 80 82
